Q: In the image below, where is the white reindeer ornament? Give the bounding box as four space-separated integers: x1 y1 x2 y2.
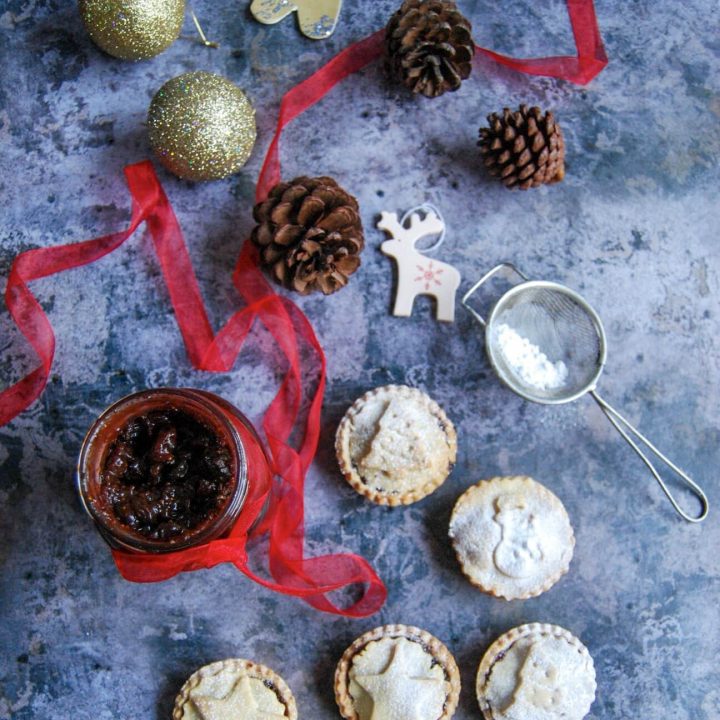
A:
378 208 462 322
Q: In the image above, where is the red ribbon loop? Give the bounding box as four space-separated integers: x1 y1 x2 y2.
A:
475 0 608 85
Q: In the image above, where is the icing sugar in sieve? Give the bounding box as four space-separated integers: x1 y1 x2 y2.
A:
462 263 708 523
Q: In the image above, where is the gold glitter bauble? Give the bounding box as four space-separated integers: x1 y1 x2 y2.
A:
79 0 185 61
147 72 257 182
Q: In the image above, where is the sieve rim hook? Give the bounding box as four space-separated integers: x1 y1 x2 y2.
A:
461 263 528 327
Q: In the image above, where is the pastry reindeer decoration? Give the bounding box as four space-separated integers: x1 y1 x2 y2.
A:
250 0 343 40
378 208 462 322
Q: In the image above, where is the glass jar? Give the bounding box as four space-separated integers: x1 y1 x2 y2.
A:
76 388 272 553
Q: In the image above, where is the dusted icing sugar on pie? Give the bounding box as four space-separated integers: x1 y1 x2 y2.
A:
188 676 286 720
335 625 461 720
174 659 295 720
477 625 596 720
449 476 574 600
336 385 457 505
348 637 447 720
357 397 449 492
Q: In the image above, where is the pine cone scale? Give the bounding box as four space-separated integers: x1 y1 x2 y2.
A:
304 227 325 241
254 223 274 247
269 202 294 225
253 199 274 223
262 245 284 264
517 149 532 168
313 190 340 208
274 224 303 246
280 185 307 204
335 254 361 274
272 260 288 285
317 207 358 232
518 165 534 181
297 195 325 226
299 238 322 254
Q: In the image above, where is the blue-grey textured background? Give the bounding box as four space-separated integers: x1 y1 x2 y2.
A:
1 1 719 718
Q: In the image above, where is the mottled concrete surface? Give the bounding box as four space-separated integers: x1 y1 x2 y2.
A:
1 1 719 718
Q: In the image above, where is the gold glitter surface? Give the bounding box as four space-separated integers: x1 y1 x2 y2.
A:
147 72 257 182
79 0 185 61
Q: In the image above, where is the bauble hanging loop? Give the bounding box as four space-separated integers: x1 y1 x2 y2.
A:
147 71 257 182
78 0 186 60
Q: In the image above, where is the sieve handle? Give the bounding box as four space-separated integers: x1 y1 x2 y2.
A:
590 391 709 523
461 263 529 327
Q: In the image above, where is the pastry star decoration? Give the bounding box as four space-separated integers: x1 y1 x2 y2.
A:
354 641 445 720
191 675 286 720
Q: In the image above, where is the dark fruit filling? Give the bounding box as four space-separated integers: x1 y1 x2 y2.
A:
100 408 234 541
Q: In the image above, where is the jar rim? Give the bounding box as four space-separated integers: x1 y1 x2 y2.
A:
76 387 248 553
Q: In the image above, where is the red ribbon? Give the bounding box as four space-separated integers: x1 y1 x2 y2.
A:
475 0 608 86
1 1 606 615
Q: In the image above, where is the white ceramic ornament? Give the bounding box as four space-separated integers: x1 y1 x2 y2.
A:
250 0 343 40
378 208 462 322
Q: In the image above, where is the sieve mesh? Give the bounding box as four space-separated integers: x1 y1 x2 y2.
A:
488 285 605 402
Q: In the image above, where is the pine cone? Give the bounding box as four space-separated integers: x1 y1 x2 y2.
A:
479 105 566 189
251 176 364 295
385 0 473 98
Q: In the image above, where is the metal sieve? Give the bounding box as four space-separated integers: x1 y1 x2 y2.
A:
462 263 708 523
